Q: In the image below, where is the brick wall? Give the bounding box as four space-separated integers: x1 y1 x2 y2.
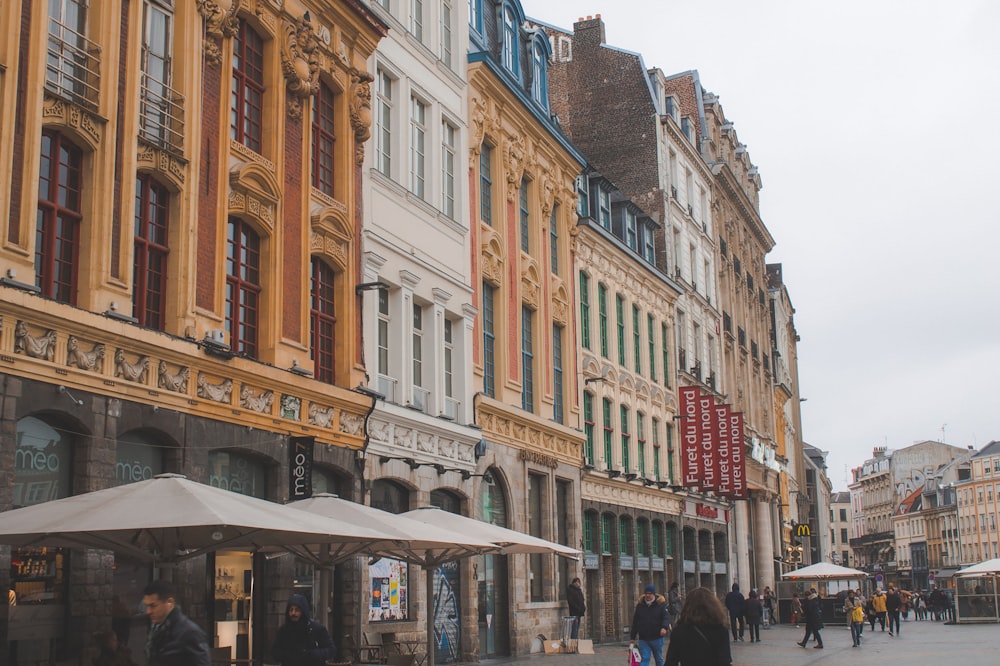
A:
196 44 223 312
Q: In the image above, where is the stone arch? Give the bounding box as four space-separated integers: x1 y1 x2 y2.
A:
481 231 505 287
521 261 540 310
311 207 352 272
551 281 569 326
229 162 281 233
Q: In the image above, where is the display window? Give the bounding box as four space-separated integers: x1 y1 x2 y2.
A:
208 451 267 498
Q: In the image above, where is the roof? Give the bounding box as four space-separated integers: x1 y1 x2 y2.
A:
896 487 923 515
972 441 1000 459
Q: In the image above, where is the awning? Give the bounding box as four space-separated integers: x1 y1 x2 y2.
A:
934 567 961 580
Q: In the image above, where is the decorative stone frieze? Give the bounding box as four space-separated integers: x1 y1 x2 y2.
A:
157 361 190 393
114 349 150 384
66 336 106 372
14 321 57 361
240 384 274 413
308 402 336 428
197 373 233 403
280 13 320 118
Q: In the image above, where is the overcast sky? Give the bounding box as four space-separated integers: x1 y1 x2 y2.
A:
527 0 1000 490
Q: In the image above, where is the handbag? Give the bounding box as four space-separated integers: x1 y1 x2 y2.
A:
628 644 642 666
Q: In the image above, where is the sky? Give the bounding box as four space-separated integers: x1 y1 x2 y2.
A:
527 0 1000 490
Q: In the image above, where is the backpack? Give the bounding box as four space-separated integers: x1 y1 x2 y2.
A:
851 605 865 623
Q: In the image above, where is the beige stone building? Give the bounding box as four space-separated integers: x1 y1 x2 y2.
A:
957 441 1000 566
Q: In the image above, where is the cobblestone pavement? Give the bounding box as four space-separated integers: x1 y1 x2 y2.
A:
462 618 1000 666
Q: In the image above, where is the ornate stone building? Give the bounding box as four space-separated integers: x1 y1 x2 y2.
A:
0 0 385 661
465 0 585 657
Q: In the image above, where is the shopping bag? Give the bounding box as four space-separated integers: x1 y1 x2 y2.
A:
628 645 642 666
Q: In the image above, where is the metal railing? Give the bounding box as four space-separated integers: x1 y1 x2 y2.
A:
140 71 185 155
46 18 101 110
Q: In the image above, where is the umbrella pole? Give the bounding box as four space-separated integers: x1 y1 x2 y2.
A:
319 545 332 631
426 565 436 666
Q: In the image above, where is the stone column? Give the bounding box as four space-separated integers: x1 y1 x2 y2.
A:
754 492 776 590
733 499 751 589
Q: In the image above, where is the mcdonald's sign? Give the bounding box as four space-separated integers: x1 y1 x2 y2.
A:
793 523 812 538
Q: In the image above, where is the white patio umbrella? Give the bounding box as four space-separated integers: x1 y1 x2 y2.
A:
781 562 867 580
955 558 1000 576
397 506 580 666
0 474 395 565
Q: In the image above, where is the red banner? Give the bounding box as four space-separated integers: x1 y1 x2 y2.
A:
679 386 701 488
729 411 747 499
714 404 733 497
698 392 718 491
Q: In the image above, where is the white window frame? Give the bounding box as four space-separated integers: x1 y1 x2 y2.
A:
409 96 427 198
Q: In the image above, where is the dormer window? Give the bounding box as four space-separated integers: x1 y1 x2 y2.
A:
664 95 678 122
502 5 519 75
575 174 589 217
597 187 611 230
681 117 693 142
530 40 548 107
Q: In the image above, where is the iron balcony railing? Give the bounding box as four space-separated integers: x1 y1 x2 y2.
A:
46 18 101 111
139 71 185 156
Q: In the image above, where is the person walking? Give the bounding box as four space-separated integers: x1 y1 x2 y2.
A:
871 588 887 631
853 588 867 637
667 581 683 628
796 589 824 649
761 586 775 627
723 583 745 642
567 577 586 640
843 590 862 647
742 590 763 643
849 600 865 647
271 593 337 666
663 587 732 666
792 592 802 629
142 580 211 666
885 585 901 636
629 584 671 666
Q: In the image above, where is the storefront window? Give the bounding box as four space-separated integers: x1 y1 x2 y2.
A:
370 480 410 621
116 432 165 485
14 416 72 507
208 451 267 498
312 467 342 496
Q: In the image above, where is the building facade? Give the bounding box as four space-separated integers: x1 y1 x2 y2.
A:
830 491 853 568
1 0 387 662
956 442 1000 566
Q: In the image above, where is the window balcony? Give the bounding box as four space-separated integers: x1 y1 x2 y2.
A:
376 374 397 403
441 396 460 420
409 385 430 413
46 19 101 111
140 71 185 156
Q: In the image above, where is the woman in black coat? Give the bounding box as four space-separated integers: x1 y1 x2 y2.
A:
566 577 586 639
742 590 763 643
796 590 824 649
664 587 731 666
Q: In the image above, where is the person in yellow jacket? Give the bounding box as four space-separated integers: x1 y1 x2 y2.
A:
871 589 887 631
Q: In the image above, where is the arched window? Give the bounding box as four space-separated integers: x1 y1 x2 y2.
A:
208 451 267 499
36 130 83 304
371 479 410 514
312 80 337 196
480 470 508 527
310 257 337 384
430 488 463 514
501 6 519 75
14 416 73 508
116 430 166 485
231 19 265 152
226 217 262 357
134 173 170 330
311 467 343 496
530 41 547 106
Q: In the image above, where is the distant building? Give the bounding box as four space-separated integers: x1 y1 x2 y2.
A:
956 441 1000 567
830 491 853 568
803 444 832 566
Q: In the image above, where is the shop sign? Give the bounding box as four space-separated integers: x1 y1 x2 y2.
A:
288 436 314 500
583 554 599 570
651 557 665 571
619 555 634 570
637 556 650 570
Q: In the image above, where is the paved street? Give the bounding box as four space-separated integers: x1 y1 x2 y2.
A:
465 618 1000 666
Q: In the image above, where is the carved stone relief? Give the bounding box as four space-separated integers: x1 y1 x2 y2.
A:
504 133 526 202
114 349 150 383
197 373 233 403
308 402 336 428
65 336 105 372
240 385 274 413
339 412 364 436
280 13 320 118
280 394 301 420
14 321 57 361
349 69 373 165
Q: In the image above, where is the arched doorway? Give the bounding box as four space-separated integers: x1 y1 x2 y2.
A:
430 489 464 663
477 471 509 657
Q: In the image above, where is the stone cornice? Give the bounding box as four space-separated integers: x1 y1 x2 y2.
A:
582 474 684 514
477 395 583 467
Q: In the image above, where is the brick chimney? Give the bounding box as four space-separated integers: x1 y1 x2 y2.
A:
573 14 605 47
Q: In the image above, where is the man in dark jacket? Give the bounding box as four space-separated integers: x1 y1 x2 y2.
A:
724 583 745 641
629 584 671 666
885 584 901 636
142 580 211 666
566 577 586 639
272 593 337 666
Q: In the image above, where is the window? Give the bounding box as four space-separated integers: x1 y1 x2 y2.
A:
528 473 545 601
624 209 637 250
647 315 656 382
225 218 262 357
441 121 456 218
661 323 670 387
598 187 611 229
377 287 390 376
133 174 169 329
369 480 411 621
519 178 530 253
521 306 534 412
652 522 662 557
502 6 519 75
666 423 675 481
530 41 547 106
409 97 426 198
310 258 337 384
140 0 181 152
602 398 613 470
440 0 453 67
664 95 676 120
36 130 82 304
444 319 454 398
583 392 595 466
482 282 496 397
652 418 661 480
620 405 631 472
616 293 626 366
552 325 564 424
636 520 648 556
47 0 96 109
619 516 630 554
549 205 559 274
468 0 482 33
583 512 596 553
575 175 588 217
601 514 613 554
632 305 641 373
376 70 393 177
410 0 424 42
312 81 337 196
412 304 425 394
479 144 493 224
579 272 591 349
598 283 609 358
640 222 655 264
231 20 264 153
840 528 849 542
636 413 646 477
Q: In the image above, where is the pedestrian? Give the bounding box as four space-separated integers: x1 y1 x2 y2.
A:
914 591 926 620
663 587 732 666
790 593 803 628
871 588 887 631
854 588 867 635
849 600 865 647
761 586 775 627
885 584 901 636
142 580 211 666
723 583 745 642
271 593 337 666
667 581 683 627
567 577 586 639
742 589 763 643
843 590 862 646
929 586 944 621
93 630 138 666
796 588 824 649
629 584 671 666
